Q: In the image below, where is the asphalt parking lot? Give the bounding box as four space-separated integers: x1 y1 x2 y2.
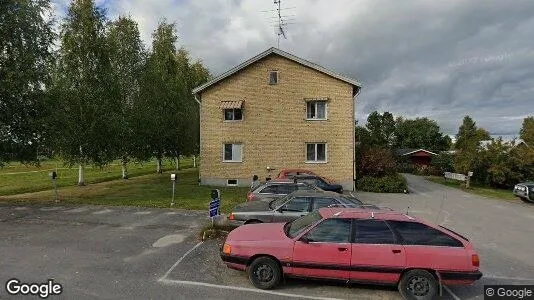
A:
1 174 534 299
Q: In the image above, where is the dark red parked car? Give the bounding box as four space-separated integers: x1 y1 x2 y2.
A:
221 208 482 300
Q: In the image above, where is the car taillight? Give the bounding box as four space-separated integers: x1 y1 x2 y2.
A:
222 243 231 254
247 193 254 202
228 213 235 220
471 254 480 267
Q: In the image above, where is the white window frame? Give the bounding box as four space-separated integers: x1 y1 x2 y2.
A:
222 143 243 163
269 71 278 85
306 101 328 120
306 143 328 163
226 179 238 186
223 108 243 122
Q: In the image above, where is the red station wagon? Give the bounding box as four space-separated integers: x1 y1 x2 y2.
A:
221 208 482 300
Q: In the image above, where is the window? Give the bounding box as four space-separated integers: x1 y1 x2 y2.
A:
286 211 322 238
281 197 310 212
306 101 327 120
311 197 338 210
354 220 396 244
305 219 351 243
306 143 327 163
223 143 242 162
269 71 278 85
388 221 463 247
277 184 296 195
258 185 279 194
223 108 243 121
296 184 315 191
226 179 238 186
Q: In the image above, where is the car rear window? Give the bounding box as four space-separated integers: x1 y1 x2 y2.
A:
354 220 396 244
311 197 338 210
258 185 278 194
340 195 363 205
388 221 463 247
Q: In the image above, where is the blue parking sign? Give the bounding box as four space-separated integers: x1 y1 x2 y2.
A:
209 198 220 218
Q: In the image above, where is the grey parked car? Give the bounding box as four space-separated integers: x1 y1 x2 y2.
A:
246 180 322 202
228 190 377 226
513 182 534 203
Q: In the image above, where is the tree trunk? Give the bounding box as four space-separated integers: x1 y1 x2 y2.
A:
121 159 128 179
175 156 180 171
78 164 85 186
156 157 163 174
78 145 85 186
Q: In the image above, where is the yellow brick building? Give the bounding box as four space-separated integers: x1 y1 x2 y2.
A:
192 48 362 190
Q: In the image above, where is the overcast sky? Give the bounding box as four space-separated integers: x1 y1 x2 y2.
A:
51 0 534 139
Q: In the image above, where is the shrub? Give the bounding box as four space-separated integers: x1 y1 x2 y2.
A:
356 173 407 193
430 152 454 174
360 148 397 177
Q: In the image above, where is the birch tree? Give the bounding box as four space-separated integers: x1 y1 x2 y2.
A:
107 16 145 179
51 0 120 185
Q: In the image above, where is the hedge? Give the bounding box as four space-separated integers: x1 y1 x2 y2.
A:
356 173 407 193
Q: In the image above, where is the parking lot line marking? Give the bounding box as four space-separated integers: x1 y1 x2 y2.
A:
159 241 204 281
159 279 345 300
443 285 461 300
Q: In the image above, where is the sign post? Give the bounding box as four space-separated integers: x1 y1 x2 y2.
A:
48 171 59 203
170 173 177 206
209 189 220 225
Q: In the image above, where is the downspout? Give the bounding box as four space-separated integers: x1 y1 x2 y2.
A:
353 86 362 192
194 94 201 185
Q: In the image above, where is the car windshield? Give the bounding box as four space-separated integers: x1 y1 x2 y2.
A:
269 194 291 209
284 211 322 238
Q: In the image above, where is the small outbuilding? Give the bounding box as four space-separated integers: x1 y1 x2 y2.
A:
396 148 437 167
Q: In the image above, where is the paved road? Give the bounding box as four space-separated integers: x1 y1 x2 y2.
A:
1 175 533 300
355 174 534 299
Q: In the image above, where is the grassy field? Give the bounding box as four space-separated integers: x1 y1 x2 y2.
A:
0 167 249 213
426 176 517 201
0 158 195 196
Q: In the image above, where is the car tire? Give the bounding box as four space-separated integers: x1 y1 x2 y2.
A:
519 197 534 204
247 257 281 290
398 269 438 300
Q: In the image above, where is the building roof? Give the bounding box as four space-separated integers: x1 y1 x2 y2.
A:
395 148 437 156
192 47 363 97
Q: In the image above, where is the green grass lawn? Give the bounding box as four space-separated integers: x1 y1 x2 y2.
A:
0 168 248 213
426 176 517 201
0 158 194 196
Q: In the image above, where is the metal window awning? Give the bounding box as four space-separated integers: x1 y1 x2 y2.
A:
220 100 244 109
304 97 329 102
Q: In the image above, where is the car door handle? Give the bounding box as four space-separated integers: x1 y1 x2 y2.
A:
338 247 348 252
392 249 401 254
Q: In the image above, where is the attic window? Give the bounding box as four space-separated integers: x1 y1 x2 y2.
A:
269 71 278 85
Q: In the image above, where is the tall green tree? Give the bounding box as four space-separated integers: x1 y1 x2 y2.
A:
394 117 451 152
520 116 534 146
107 16 146 179
365 111 395 147
137 21 181 173
50 0 121 185
0 0 54 166
454 116 490 174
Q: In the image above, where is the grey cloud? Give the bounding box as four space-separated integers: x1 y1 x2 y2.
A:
53 0 534 137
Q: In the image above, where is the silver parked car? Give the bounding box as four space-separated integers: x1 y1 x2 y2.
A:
229 190 378 226
246 180 322 202
513 182 534 203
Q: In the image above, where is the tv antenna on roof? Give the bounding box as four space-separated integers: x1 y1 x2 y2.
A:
271 0 293 48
